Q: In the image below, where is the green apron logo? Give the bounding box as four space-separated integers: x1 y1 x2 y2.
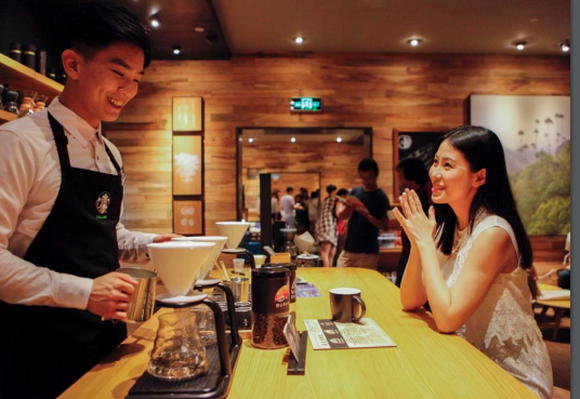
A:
96 191 111 219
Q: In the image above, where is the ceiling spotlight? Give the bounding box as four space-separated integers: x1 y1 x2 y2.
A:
516 41 526 51
194 27 205 33
294 37 304 44
336 137 342 143
248 138 254 143
408 39 420 47
560 40 570 52
291 137 296 143
149 14 161 28
172 45 181 55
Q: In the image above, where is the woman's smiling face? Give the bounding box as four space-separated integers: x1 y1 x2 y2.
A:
429 139 481 206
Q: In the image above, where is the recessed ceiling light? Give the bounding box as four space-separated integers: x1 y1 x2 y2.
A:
516 41 526 51
291 137 296 143
194 27 205 33
336 137 342 143
408 39 421 47
248 138 254 143
149 14 161 28
172 45 181 55
294 37 304 44
560 40 570 52
529 17 539 23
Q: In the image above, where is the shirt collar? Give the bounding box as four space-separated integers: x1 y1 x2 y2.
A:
47 97 101 148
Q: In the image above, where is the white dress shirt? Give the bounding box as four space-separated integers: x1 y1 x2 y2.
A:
280 194 295 217
0 98 156 309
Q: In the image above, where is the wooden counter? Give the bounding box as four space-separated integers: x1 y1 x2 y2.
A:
58 268 538 399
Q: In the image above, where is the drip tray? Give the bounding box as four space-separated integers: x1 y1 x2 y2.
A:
126 337 241 399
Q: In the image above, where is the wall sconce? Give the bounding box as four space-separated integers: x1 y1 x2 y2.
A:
173 97 203 131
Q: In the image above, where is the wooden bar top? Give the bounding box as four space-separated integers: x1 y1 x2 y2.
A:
58 268 538 399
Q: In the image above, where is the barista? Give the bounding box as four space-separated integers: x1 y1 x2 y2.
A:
0 3 176 398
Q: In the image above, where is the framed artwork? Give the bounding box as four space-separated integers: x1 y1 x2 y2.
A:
470 94 570 235
173 97 203 131
173 200 203 235
173 135 203 195
392 128 446 201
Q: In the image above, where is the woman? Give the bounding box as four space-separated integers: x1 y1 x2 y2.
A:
316 185 338 267
394 126 553 399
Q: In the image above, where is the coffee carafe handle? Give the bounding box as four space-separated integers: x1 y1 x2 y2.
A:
217 282 242 347
203 298 232 377
353 295 366 322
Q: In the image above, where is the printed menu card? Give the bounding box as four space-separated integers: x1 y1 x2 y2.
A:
304 318 396 350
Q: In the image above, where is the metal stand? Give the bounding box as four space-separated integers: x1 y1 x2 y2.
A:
287 331 308 376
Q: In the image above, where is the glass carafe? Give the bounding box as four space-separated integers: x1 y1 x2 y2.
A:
190 290 219 346
148 310 209 381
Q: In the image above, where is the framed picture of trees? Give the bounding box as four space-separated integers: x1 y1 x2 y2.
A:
470 94 570 235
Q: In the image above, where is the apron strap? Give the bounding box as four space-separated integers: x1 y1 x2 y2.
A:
47 112 71 171
104 144 122 174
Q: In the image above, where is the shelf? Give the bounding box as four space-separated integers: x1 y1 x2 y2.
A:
0 52 63 100
0 109 18 124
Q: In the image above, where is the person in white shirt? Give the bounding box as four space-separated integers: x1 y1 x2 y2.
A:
280 186 296 227
0 4 176 398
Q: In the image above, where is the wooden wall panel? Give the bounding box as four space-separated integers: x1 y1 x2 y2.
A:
106 53 569 258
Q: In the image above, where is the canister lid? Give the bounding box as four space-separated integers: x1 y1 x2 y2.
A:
262 262 296 271
22 44 36 52
251 266 289 279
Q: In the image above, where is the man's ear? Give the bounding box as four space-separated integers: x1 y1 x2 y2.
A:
61 49 83 80
473 168 487 187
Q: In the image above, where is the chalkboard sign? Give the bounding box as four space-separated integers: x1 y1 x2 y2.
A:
392 128 447 201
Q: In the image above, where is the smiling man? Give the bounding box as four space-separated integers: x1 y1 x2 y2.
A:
0 3 176 399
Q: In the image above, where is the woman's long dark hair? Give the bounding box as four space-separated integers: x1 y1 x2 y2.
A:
433 125 533 269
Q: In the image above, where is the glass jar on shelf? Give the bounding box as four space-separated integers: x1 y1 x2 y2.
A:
34 94 49 113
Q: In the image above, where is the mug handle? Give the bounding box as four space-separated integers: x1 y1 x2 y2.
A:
352 295 366 322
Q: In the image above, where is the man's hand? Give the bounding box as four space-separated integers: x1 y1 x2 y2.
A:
153 234 182 243
87 272 139 320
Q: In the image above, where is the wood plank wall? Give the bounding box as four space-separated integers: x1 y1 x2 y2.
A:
104 53 569 259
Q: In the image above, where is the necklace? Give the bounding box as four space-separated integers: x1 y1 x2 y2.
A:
451 225 467 254
451 207 487 255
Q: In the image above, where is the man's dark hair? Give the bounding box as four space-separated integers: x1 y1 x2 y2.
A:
286 186 294 193
326 184 337 194
55 2 152 68
358 158 379 175
337 188 349 197
396 158 429 186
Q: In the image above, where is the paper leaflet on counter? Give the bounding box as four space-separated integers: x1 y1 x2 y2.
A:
304 318 396 350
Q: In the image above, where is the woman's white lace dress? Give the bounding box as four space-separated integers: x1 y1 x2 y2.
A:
440 214 553 399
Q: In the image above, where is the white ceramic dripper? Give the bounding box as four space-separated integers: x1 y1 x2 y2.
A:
172 236 228 281
215 221 250 250
147 241 215 298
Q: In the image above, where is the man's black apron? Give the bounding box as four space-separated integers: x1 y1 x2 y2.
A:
0 113 126 399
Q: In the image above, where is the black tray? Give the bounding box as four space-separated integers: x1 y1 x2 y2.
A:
126 334 241 399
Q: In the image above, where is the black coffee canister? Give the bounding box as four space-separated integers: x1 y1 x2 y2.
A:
36 50 47 75
10 43 22 62
56 70 67 85
251 267 289 349
21 44 36 70
261 262 297 307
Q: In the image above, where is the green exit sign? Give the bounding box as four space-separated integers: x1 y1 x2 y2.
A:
290 97 322 113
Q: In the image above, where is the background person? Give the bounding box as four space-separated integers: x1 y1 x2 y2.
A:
396 126 552 399
0 4 177 398
316 185 338 267
280 186 295 227
337 159 391 269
